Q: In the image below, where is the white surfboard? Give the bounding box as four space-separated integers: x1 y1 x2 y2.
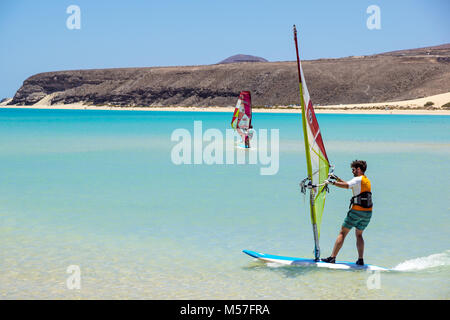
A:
243 250 389 271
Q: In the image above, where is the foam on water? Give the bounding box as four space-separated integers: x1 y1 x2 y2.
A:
393 250 450 271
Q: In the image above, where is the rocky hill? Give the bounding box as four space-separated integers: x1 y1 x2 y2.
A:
218 54 268 64
9 44 450 107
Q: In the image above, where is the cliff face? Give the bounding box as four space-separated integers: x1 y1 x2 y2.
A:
9 45 450 107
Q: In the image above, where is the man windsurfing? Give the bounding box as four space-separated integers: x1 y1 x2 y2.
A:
231 91 254 148
236 114 253 148
321 160 373 265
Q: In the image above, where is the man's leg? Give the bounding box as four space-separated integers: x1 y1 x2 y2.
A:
355 228 364 259
236 128 245 143
331 226 351 258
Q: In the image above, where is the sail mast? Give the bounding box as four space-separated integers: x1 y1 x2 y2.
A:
293 25 321 261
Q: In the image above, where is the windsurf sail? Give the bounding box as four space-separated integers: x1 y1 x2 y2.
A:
294 25 332 261
231 91 252 129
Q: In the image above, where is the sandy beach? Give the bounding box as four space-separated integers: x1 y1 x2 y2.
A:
1 92 449 115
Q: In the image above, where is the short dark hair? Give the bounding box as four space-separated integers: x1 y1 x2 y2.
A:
351 160 367 173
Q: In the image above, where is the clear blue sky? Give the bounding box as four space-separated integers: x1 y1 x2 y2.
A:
1 0 449 99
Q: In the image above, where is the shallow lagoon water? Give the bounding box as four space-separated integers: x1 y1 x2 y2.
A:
0 109 449 299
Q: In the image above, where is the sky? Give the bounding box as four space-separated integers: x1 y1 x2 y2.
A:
1 0 449 99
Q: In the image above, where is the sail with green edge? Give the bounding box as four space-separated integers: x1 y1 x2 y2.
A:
231 91 252 129
231 101 240 129
293 25 331 260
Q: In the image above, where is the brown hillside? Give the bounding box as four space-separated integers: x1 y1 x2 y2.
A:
9 45 450 107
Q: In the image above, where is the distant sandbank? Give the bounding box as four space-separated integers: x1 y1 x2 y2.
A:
1 92 449 115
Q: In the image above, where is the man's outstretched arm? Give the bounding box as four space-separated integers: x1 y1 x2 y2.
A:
327 176 349 189
333 180 349 189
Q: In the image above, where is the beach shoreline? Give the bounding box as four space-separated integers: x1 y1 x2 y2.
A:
1 92 449 115
2 105 450 115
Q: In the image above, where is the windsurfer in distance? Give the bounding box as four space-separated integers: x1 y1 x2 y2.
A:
321 160 373 265
231 91 253 148
236 114 253 148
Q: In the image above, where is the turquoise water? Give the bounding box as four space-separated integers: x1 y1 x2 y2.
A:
0 108 449 299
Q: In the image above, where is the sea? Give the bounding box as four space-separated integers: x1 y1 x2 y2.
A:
0 108 449 299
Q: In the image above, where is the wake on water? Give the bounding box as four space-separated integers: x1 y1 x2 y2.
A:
392 250 450 272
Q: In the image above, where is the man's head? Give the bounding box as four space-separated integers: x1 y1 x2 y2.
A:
351 160 367 176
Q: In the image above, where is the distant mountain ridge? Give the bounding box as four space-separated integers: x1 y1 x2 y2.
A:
8 44 450 107
379 43 450 56
218 54 268 64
